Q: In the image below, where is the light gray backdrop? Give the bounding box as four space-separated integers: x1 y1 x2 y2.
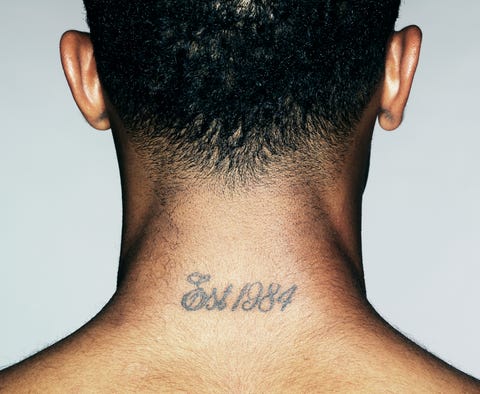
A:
1 0 479 379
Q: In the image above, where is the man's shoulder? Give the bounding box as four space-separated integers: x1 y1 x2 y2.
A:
1 320 479 393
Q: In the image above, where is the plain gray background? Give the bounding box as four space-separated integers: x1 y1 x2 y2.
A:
1 0 479 379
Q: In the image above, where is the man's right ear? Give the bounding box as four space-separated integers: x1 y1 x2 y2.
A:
60 30 110 130
378 25 422 131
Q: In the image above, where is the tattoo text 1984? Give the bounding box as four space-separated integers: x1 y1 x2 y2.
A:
181 272 298 313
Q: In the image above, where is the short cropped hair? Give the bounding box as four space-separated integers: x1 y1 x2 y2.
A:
84 0 400 181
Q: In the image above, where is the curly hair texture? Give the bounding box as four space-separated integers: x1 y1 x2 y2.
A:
84 0 400 181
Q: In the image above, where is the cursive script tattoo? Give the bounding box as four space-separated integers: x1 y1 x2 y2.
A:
181 272 297 312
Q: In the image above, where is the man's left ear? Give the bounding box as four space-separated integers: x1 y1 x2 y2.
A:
60 30 110 130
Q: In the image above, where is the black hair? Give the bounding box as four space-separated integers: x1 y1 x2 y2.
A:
84 0 400 181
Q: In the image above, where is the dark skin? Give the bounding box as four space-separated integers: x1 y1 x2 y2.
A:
1 25 479 393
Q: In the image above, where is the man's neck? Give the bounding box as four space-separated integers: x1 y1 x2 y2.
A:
103 180 369 359
116 179 365 297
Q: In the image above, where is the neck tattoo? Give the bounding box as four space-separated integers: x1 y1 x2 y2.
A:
180 272 298 313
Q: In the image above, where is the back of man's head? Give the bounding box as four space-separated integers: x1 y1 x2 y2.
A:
83 0 400 183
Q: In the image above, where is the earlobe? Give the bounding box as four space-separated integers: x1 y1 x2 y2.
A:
60 30 110 130
378 25 422 131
